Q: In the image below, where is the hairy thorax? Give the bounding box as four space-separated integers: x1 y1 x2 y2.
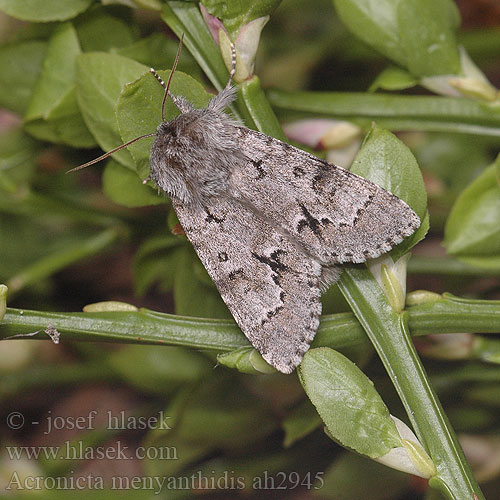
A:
150 108 245 207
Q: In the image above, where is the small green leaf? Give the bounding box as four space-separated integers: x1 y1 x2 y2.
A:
333 0 461 77
217 346 277 374
134 235 184 295
116 33 202 79
116 69 211 177
109 344 212 394
0 40 47 114
369 66 418 92
397 0 461 77
83 301 138 312
352 127 427 216
24 23 95 147
172 377 277 450
299 347 402 458
25 90 96 148
76 52 148 167
102 159 165 207
0 285 7 322
0 129 39 192
0 0 92 22
320 452 409 500
444 160 500 259
74 5 138 52
392 210 429 260
133 0 162 10
172 245 232 319
201 0 281 38
333 0 406 68
282 399 322 448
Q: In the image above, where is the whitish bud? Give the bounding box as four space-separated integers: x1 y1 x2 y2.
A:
367 254 411 312
375 416 436 478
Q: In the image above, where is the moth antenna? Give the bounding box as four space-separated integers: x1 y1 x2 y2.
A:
149 68 166 90
224 39 236 90
149 34 184 122
66 133 157 174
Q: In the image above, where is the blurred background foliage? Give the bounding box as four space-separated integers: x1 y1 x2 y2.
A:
0 0 500 499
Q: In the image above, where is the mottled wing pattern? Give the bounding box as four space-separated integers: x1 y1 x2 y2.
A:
231 128 420 264
172 196 324 374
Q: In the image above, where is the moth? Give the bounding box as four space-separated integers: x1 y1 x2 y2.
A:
71 38 420 374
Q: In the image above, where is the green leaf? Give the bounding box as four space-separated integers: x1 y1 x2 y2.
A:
369 66 418 92
351 127 427 219
332 0 406 68
332 0 461 77
133 0 162 10
134 234 182 295
299 347 402 458
395 210 429 261
217 346 277 374
116 33 203 80
200 0 281 38
350 126 428 256
238 75 286 139
171 377 277 450
0 129 39 192
24 23 81 121
0 0 92 22
24 23 95 147
0 40 47 114
102 159 165 207
397 0 461 77
76 52 148 167
25 88 96 147
444 160 500 259
109 344 211 394
172 246 232 319
282 399 322 448
74 5 138 52
320 453 409 500
116 69 211 178
338 270 482 497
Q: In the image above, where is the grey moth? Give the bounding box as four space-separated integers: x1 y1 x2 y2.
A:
71 39 420 374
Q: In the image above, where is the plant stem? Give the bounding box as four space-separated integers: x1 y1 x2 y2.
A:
1 293 499 350
7 228 121 296
268 89 500 136
409 255 500 275
338 267 484 500
162 1 228 93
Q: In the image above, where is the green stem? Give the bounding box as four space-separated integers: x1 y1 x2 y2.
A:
238 76 287 140
7 228 121 296
1 293 499 350
409 255 500 275
162 1 243 122
338 267 484 500
162 1 228 92
0 191 122 227
268 89 500 136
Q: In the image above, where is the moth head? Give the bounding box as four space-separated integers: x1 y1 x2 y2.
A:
66 35 186 177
